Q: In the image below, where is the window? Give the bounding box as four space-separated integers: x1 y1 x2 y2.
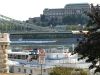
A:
43 69 46 72
30 69 32 74
22 55 26 59
0 34 4 38
26 55 28 59
8 54 10 58
24 69 26 73
17 55 21 59
18 68 21 72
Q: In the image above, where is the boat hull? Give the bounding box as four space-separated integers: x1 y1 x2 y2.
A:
47 53 65 60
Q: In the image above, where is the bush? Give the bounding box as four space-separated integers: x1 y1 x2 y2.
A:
49 67 89 75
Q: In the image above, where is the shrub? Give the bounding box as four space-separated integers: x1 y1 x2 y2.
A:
49 67 89 75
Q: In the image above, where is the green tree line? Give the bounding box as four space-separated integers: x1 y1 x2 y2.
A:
62 14 89 25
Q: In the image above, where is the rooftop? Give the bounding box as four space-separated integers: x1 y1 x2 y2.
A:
64 3 90 8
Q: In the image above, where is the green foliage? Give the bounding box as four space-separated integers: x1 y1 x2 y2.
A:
66 25 86 31
74 4 100 73
62 14 89 25
49 67 88 75
32 14 89 26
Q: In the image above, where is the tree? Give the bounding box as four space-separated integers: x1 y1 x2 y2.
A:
49 67 88 75
62 14 89 25
74 4 100 73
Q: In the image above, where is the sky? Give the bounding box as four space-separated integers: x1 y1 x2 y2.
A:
0 0 99 21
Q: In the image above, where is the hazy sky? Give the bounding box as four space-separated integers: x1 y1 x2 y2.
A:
0 0 99 21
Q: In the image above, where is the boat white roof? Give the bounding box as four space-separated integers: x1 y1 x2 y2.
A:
8 60 20 65
8 51 31 55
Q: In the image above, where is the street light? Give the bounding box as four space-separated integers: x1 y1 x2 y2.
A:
38 48 46 75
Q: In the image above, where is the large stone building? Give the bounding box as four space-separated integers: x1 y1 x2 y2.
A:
43 3 90 25
43 8 65 24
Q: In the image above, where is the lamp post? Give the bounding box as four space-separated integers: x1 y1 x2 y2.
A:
40 64 42 75
38 48 45 75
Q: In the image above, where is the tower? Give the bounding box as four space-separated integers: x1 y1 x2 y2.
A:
0 33 10 73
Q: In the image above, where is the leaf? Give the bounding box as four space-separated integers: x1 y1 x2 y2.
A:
89 65 95 69
94 67 100 73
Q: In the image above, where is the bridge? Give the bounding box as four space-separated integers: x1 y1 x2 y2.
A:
10 31 82 39
9 31 83 51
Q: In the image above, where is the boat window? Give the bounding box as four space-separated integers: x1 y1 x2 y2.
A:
13 54 16 59
8 54 11 58
17 55 21 59
43 69 46 72
26 55 28 59
15 55 18 59
21 55 26 59
9 54 29 59
30 69 32 74
10 54 14 59
10 54 13 58
18 68 21 72
24 69 26 73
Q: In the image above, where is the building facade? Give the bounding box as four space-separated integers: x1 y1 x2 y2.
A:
43 8 65 24
64 3 90 18
43 3 90 25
